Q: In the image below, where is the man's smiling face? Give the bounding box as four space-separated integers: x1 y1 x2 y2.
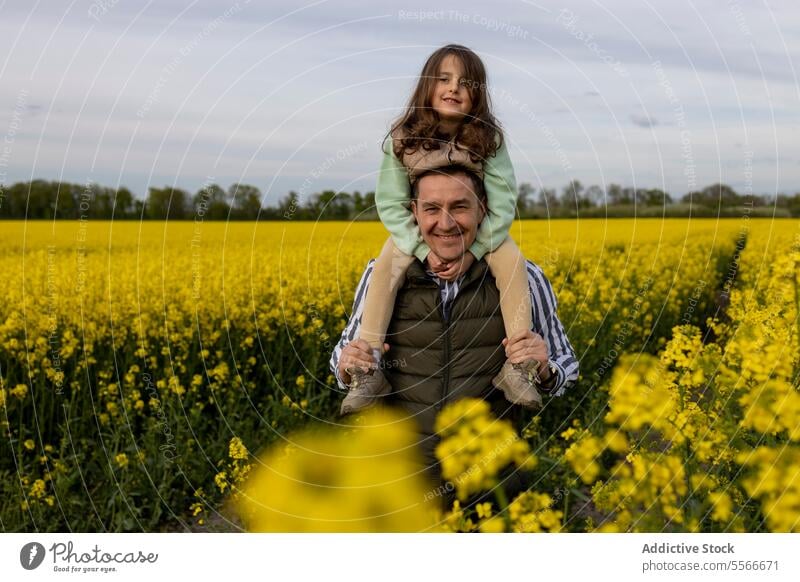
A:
411 170 485 264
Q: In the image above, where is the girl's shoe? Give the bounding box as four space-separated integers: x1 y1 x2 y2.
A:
339 367 392 416
491 361 543 410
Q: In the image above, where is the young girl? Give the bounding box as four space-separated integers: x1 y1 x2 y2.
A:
341 44 542 414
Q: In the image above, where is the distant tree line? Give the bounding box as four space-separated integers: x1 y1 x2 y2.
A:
516 180 800 218
1 179 799 220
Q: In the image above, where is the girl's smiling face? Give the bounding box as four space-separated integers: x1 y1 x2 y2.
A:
430 54 473 124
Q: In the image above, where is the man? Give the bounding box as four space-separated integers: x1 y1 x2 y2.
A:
329 165 579 494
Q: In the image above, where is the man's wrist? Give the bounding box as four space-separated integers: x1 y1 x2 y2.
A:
336 365 352 389
536 360 559 390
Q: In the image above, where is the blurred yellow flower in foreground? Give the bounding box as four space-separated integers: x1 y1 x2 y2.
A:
235 406 440 532
435 398 537 502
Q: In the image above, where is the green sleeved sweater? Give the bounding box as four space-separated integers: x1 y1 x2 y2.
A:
374 131 518 263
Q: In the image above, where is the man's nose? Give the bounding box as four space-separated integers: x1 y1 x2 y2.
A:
438 210 457 231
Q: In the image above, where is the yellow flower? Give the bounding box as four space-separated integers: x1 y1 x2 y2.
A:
236 406 436 532
215 471 229 492
737 446 800 532
434 398 537 501
114 453 129 469
228 436 248 461
190 501 205 519
739 379 800 441
564 435 603 484
508 491 562 533
478 516 505 533
23 439 35 451
708 491 732 522
11 384 28 400
603 430 628 453
475 502 492 519
30 479 47 499
605 354 678 434
560 427 578 441
441 499 476 532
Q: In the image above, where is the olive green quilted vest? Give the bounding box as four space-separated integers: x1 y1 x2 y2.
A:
383 258 509 480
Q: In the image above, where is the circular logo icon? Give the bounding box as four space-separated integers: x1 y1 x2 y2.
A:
20 542 46 570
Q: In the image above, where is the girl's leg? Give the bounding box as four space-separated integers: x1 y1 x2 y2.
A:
358 236 415 354
483 237 533 338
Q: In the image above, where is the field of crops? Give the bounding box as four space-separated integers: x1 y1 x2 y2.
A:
1 218 798 532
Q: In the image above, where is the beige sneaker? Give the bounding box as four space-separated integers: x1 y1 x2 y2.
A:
339 366 392 416
491 361 543 410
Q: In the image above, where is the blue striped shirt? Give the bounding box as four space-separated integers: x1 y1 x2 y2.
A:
329 259 579 397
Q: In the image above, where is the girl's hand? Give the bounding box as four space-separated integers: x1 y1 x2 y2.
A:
436 251 475 281
428 251 475 281
426 251 451 275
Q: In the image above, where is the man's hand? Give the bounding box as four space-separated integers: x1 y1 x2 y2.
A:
426 250 475 281
338 339 389 385
502 329 550 380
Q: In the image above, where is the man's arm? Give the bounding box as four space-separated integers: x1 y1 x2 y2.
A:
329 259 375 391
525 261 579 396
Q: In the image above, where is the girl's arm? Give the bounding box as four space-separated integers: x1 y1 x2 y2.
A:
375 134 431 263
470 134 517 261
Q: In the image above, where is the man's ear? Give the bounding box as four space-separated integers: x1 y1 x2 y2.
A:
410 199 418 223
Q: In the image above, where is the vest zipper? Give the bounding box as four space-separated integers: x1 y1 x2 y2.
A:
437 294 452 411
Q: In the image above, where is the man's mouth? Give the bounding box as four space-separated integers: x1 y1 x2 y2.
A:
435 233 461 241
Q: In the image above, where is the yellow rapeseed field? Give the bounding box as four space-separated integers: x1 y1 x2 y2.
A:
1 218 797 532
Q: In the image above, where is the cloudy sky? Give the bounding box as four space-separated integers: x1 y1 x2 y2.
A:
1 0 798 204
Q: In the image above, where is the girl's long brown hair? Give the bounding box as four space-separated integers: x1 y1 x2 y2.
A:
385 44 502 164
